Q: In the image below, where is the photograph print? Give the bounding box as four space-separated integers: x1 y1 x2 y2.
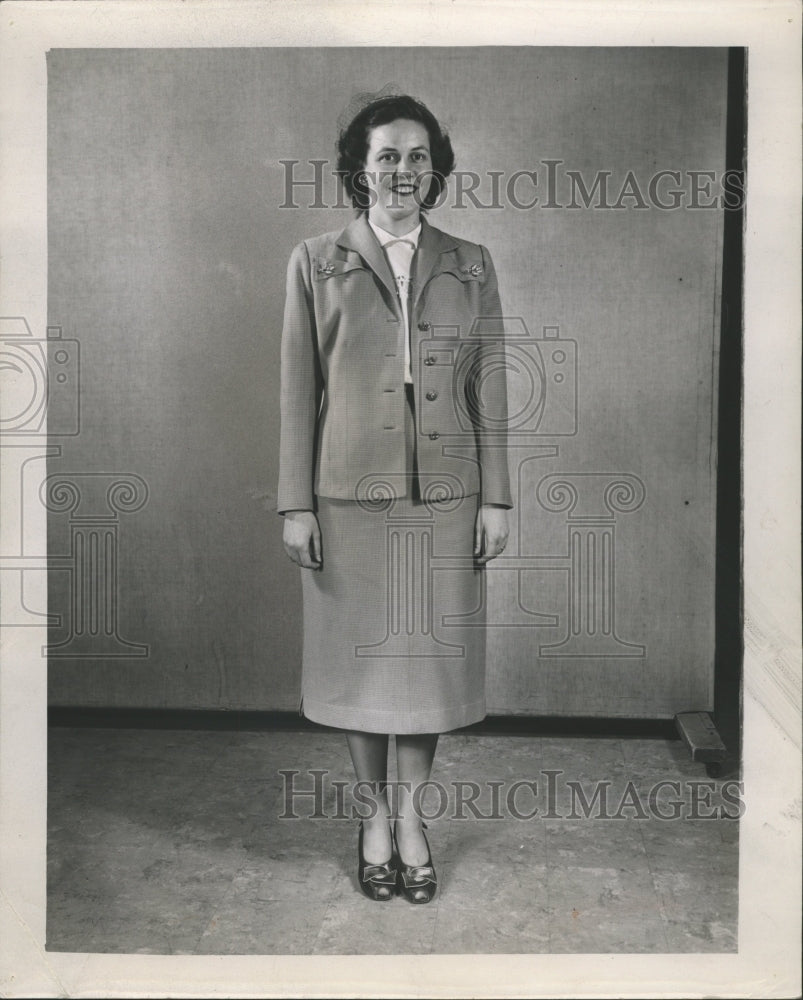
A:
34 44 744 956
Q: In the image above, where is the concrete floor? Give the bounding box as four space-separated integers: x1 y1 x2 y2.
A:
46 728 738 954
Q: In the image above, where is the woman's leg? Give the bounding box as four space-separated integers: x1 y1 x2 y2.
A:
395 733 439 867
346 731 392 865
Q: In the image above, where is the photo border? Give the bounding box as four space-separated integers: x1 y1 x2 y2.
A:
1 1 800 996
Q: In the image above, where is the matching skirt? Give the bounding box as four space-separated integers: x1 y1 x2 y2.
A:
300 384 486 734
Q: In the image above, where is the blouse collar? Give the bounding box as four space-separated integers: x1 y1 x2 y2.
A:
367 217 422 249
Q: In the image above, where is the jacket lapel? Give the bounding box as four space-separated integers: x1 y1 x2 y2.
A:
335 214 460 316
335 214 398 306
412 217 459 313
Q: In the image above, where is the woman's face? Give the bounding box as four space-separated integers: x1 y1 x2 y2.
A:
361 118 433 230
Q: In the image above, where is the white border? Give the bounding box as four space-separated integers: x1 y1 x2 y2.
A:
1 2 800 997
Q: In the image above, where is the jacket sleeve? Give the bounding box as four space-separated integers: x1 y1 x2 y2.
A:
475 245 513 509
277 241 323 514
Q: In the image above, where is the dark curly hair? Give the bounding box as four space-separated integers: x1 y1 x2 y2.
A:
336 95 455 212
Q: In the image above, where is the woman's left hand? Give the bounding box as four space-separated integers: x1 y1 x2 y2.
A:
474 504 509 564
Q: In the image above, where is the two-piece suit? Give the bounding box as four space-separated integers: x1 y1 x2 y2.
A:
277 213 512 513
278 212 511 733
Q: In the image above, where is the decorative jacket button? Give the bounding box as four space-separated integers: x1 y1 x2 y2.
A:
424 357 435 366
426 391 438 401
429 432 440 440
418 320 431 331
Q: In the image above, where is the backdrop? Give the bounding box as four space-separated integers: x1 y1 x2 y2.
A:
46 47 728 715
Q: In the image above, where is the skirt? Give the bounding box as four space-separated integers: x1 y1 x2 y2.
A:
300 384 486 734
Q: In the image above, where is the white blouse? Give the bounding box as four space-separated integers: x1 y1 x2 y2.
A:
368 218 422 385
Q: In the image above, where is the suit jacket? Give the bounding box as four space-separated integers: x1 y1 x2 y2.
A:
277 213 512 513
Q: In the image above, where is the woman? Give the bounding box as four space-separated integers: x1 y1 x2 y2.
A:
278 94 511 903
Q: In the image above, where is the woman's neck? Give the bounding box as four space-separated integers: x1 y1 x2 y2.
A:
367 209 422 238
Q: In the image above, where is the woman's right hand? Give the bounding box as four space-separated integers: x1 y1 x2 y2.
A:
282 510 322 569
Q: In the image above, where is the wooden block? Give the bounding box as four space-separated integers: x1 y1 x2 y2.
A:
674 711 728 762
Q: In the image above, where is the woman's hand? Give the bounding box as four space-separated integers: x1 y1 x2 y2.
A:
474 504 509 564
283 509 322 569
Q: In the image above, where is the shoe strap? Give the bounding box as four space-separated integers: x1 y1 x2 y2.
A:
362 862 397 885
400 864 436 886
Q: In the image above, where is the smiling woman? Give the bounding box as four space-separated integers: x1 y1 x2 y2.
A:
278 93 511 904
336 94 455 218
361 119 434 223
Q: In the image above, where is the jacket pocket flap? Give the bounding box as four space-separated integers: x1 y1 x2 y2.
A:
437 261 485 283
313 256 367 281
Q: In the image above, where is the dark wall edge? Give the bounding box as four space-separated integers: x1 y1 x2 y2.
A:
48 706 678 740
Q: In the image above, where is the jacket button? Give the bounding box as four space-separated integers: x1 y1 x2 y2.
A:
426 391 438 401
418 320 431 331
429 432 440 440
424 357 435 366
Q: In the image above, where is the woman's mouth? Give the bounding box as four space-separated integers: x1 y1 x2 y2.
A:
390 183 417 196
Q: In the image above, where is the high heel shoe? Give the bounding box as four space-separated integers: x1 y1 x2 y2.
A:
357 822 397 901
394 821 437 904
